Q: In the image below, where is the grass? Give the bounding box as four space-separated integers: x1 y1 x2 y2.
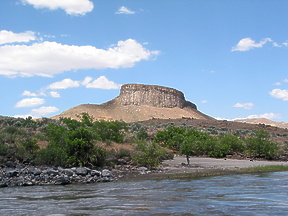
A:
239 165 288 173
120 165 288 181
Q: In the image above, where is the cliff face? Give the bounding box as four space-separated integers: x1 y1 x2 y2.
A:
118 84 197 109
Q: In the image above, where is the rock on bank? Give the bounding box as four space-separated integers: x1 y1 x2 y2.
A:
0 165 115 187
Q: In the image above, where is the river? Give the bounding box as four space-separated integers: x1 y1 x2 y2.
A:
0 171 287 215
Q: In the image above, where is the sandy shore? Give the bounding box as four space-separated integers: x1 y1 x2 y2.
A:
162 156 288 171
122 156 288 181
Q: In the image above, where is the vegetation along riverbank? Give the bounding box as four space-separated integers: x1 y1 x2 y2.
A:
1 113 288 187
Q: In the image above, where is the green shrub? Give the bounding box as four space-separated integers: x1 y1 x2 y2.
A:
133 141 165 169
154 125 186 150
35 146 68 166
93 120 127 143
245 130 279 159
116 148 132 159
219 134 245 153
21 138 39 154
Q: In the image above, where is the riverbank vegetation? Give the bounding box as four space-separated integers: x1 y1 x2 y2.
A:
1 114 288 169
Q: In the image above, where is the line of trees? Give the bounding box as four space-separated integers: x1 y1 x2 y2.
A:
0 114 284 169
153 125 280 165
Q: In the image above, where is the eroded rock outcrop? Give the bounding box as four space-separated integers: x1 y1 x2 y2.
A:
118 84 197 109
54 83 213 122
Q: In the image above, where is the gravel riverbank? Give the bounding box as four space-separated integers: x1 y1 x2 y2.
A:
1 156 288 187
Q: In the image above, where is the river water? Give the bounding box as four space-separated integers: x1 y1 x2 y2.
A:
0 171 288 216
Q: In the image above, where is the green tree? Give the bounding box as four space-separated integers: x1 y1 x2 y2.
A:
93 120 127 143
245 130 279 159
219 134 244 153
154 125 186 150
179 136 198 165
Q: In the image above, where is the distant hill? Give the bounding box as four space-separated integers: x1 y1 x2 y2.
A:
53 84 214 122
0 115 8 119
234 118 288 129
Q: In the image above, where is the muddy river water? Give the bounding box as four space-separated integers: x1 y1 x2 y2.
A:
0 171 287 215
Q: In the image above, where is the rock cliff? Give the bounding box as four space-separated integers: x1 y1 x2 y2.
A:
118 84 197 109
53 84 213 122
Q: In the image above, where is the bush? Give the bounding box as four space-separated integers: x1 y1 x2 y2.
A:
133 141 165 169
154 125 186 150
219 134 245 153
93 120 127 143
21 138 39 154
245 130 279 159
35 146 68 166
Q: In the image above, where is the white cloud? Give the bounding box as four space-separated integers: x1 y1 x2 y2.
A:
0 30 36 45
21 0 94 15
247 113 281 120
49 91 61 98
22 90 38 97
201 100 208 103
81 76 93 86
0 39 159 77
22 90 46 97
273 42 281 47
30 106 59 117
231 37 272 51
86 76 121 89
115 6 135 15
14 106 59 119
270 89 288 101
233 102 254 109
47 78 80 89
15 98 45 108
13 114 32 119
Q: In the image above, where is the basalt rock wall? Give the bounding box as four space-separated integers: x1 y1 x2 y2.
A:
118 84 197 109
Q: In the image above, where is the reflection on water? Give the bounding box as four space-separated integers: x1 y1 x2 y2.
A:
0 172 288 215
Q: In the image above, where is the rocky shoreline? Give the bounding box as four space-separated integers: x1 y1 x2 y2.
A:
0 164 118 187
0 161 156 187
1 156 288 187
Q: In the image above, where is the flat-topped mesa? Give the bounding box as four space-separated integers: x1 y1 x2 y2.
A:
118 84 197 109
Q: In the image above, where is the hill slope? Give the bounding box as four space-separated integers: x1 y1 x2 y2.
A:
53 84 214 122
234 118 288 129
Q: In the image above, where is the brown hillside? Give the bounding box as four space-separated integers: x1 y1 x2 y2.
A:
53 84 214 122
234 118 288 129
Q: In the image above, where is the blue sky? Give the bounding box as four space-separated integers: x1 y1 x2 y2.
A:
1 0 288 122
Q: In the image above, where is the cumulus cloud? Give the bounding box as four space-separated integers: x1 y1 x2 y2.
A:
14 106 59 119
22 90 38 97
49 91 61 98
85 76 121 89
15 98 45 108
269 89 288 101
47 76 120 90
233 102 254 109
231 37 272 51
47 78 80 89
21 0 94 15
247 113 281 120
81 76 93 86
30 106 59 117
115 6 135 14
0 39 159 77
22 90 46 97
0 30 36 45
